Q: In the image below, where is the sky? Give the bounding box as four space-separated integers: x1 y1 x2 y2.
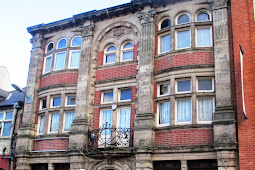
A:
0 0 131 89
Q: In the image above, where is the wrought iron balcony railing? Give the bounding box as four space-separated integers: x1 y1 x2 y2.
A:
88 122 132 148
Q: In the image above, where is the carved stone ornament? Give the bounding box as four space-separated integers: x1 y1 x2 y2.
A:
30 34 45 47
114 28 124 37
208 0 228 9
137 138 151 148
214 134 236 147
138 10 156 24
81 24 94 37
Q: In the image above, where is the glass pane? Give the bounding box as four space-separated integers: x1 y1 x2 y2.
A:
198 79 213 91
159 102 170 124
107 46 116 52
160 34 171 53
41 99 46 109
119 108 131 129
178 14 190 24
197 13 210 22
177 30 191 49
70 51 81 68
161 19 171 29
67 96 76 105
197 28 211 47
55 52 66 70
123 51 133 60
177 99 192 122
57 39 67 49
102 110 112 135
106 54 116 63
0 113 3 121
39 115 45 133
47 43 53 52
120 89 131 100
72 36 82 46
177 80 191 92
159 83 170 95
44 56 52 73
103 92 113 103
53 96 61 107
3 122 12 136
124 43 133 49
64 112 75 131
198 98 214 121
6 112 13 120
50 113 59 132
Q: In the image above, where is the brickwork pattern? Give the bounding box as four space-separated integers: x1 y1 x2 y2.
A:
39 73 78 88
33 138 69 151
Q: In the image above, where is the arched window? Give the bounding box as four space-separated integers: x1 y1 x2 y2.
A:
196 11 212 47
197 11 211 22
57 38 67 49
177 13 190 24
71 36 82 47
46 42 53 53
105 46 116 64
160 19 171 29
121 42 134 61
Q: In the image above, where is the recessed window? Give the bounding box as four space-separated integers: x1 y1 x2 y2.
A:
101 110 113 135
158 83 170 96
160 33 171 53
52 96 61 107
50 112 60 132
120 89 131 101
66 95 76 106
198 78 213 91
197 12 210 22
69 50 81 68
0 111 13 137
46 43 53 53
177 14 190 25
177 80 191 93
38 115 45 134
177 99 192 123
177 29 191 49
43 55 52 74
105 46 116 64
40 98 47 109
196 27 212 47
103 91 113 103
57 38 67 49
160 19 171 29
158 102 170 126
64 111 75 131
71 36 82 47
54 52 66 70
122 43 134 61
198 98 214 122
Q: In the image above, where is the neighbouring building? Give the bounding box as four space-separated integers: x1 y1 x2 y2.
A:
0 88 25 170
231 0 255 169
16 0 238 169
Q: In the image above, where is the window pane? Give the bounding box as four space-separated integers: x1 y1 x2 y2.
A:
70 51 81 68
159 102 170 125
55 52 66 70
160 34 171 53
67 96 76 105
106 54 116 63
64 112 75 131
197 28 211 47
50 113 59 132
177 99 192 122
198 98 214 121
103 92 113 103
120 89 131 100
39 115 45 133
119 108 131 129
123 51 133 60
0 113 3 121
124 43 133 49
47 43 53 52
197 13 210 22
102 110 112 135
159 83 170 95
177 80 191 92
178 14 190 24
161 19 171 29
41 99 47 109
3 122 12 136
107 46 116 52
57 39 67 49
53 97 61 107
6 112 13 120
177 30 191 49
72 37 82 46
44 56 52 73
198 79 213 91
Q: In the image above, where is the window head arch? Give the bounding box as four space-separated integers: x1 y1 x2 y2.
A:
122 42 134 61
57 38 67 49
105 45 116 64
46 42 53 53
160 18 171 29
71 36 82 47
177 13 190 25
196 11 211 22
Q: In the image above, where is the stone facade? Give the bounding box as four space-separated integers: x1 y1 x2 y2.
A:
16 0 238 169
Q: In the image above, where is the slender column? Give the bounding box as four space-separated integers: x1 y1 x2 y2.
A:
48 163 54 170
181 160 188 170
209 0 237 169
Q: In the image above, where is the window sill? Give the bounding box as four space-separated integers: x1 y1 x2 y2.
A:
156 123 212 131
97 60 137 69
41 69 79 78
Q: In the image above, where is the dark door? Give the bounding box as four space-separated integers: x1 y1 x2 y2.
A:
31 164 48 170
54 163 70 170
188 160 217 170
154 160 181 170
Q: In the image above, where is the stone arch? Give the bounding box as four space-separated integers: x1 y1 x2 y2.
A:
90 160 132 170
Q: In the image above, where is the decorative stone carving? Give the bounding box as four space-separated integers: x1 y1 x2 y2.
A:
81 24 94 37
30 34 45 48
137 138 151 148
114 28 124 37
214 134 236 148
138 10 156 24
208 0 228 10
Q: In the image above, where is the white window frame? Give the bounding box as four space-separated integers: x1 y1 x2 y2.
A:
176 28 191 50
43 55 53 74
57 38 67 49
197 97 215 124
157 82 170 97
118 88 132 102
48 112 60 133
39 98 47 110
51 96 61 108
176 12 191 25
68 50 81 69
176 79 192 94
175 98 192 125
195 10 211 22
45 42 54 53
158 32 171 54
65 95 76 106
116 107 131 128
157 101 171 127
54 52 66 71
101 90 114 104
195 26 213 47
63 111 75 132
120 42 134 62
71 36 82 47
159 17 171 30
197 77 214 92
104 45 117 65
37 114 45 134
0 110 13 137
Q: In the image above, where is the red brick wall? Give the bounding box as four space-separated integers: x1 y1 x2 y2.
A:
97 51 104 66
40 73 78 88
131 86 136 102
94 91 101 105
0 158 9 170
232 0 255 169
155 25 159 55
33 138 69 151
155 128 213 147
133 44 138 61
96 64 137 81
154 52 214 72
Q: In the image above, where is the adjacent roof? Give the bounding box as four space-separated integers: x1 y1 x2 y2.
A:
0 88 26 107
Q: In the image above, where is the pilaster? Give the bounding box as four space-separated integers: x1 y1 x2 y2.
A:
135 152 153 170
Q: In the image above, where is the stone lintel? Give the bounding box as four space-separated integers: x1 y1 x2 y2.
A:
213 105 235 121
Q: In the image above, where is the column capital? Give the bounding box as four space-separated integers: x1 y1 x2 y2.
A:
80 23 94 37
30 33 45 48
138 9 156 24
208 0 228 10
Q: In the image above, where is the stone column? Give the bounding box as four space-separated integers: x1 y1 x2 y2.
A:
209 0 237 169
134 8 156 170
69 22 94 170
16 33 45 170
181 160 188 170
48 163 54 170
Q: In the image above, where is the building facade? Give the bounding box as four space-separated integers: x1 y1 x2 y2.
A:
16 0 237 169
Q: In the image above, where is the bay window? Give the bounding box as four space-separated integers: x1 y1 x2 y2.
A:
198 98 214 123
50 112 60 132
160 33 171 53
196 27 212 47
54 52 66 70
176 29 191 49
43 55 52 73
177 98 192 124
158 102 170 126
64 111 75 131
52 96 61 107
69 50 81 68
38 115 45 134
177 79 191 93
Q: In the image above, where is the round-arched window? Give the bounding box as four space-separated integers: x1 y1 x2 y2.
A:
57 38 67 49
177 14 190 24
105 46 116 64
122 42 134 61
71 36 82 47
197 12 210 22
161 19 171 29
46 42 53 53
